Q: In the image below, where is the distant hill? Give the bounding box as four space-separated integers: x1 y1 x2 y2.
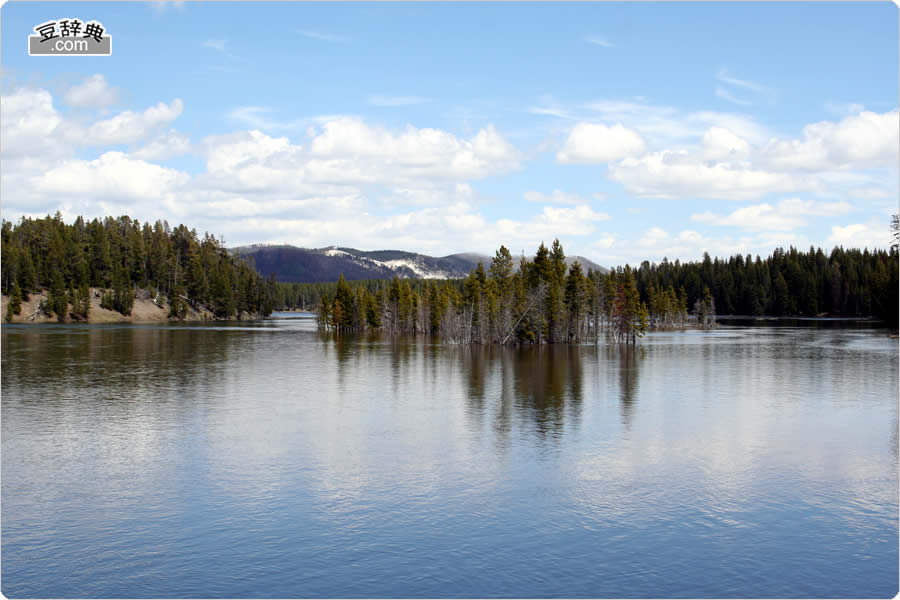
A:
234 245 608 283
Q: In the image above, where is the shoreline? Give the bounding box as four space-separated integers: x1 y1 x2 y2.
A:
1 289 262 324
714 314 883 322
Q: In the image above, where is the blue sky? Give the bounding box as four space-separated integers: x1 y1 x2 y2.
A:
1 1 897 266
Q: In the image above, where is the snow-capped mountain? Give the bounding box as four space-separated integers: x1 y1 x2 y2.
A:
234 244 607 283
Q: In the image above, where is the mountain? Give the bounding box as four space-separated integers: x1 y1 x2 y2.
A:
234 244 607 283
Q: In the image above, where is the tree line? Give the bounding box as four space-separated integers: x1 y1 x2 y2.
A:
316 240 660 344
2 214 277 322
308 240 898 343
274 215 896 333
4 213 893 332
631 245 897 327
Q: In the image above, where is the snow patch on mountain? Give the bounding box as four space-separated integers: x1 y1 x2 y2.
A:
383 259 453 279
233 244 607 284
323 248 351 257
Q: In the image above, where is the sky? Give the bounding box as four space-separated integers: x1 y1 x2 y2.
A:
1 1 897 267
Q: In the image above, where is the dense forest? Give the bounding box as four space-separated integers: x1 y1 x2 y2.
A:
1 214 277 322
308 238 898 344
631 245 898 326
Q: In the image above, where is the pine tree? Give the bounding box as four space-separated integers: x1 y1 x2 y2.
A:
5 281 22 322
334 274 353 331
48 270 68 322
77 283 91 320
565 261 585 341
19 250 36 296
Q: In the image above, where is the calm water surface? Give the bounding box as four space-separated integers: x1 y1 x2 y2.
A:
2 315 897 598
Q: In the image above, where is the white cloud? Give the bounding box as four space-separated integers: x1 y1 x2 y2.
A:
777 198 855 217
149 0 185 14
198 192 365 220
5 80 894 264
590 226 775 267
1 86 194 219
692 199 853 231
169 118 524 241
32 152 189 206
638 226 671 247
203 39 226 51
608 150 820 201
716 69 767 94
849 187 891 199
535 98 771 147
64 74 120 108
299 30 348 43
689 111 769 146
585 36 614 47
131 130 193 160
702 127 751 160
368 96 429 106
307 118 521 181
494 205 609 245
90 99 184 145
591 234 616 250
201 202 610 256
228 106 292 130
824 102 866 117
197 119 521 201
226 106 348 131
380 183 474 208
572 101 692 143
827 222 891 250
200 130 307 191
716 68 775 105
1 87 65 158
528 105 578 120
524 190 589 205
557 122 646 163
550 103 897 202
715 86 751 106
760 109 900 172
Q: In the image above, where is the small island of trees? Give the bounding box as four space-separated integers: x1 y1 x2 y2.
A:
317 240 703 345
312 236 898 344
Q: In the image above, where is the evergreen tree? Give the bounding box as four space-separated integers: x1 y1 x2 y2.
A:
5 282 23 322
48 270 68 321
565 261 585 341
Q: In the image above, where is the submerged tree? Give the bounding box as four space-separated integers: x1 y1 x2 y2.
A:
610 266 648 344
695 286 716 328
315 240 653 345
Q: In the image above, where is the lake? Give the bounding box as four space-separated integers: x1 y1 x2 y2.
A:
2 315 897 598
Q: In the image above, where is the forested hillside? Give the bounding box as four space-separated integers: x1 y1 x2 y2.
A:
1 214 277 322
234 245 475 282
235 244 606 283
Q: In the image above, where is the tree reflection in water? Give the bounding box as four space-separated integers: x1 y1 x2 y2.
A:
321 332 649 448
613 345 643 431
451 343 585 448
